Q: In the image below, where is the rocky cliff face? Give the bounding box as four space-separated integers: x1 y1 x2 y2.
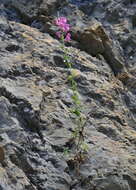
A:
0 0 136 190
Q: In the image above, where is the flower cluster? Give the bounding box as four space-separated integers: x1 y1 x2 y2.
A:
55 17 71 41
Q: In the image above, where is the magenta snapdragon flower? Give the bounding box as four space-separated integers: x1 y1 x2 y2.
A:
55 17 70 32
55 17 71 41
62 24 70 32
65 33 71 41
56 31 61 38
55 17 67 26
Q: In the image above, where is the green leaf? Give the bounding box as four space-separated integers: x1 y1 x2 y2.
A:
81 142 89 152
68 75 73 81
72 108 81 116
63 148 70 155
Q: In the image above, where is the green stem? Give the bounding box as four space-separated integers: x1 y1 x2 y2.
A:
60 33 88 162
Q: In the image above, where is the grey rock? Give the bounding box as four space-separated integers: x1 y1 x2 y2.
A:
0 0 136 190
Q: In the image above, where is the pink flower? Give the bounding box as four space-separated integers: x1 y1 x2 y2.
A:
54 17 71 41
62 23 70 32
55 17 67 26
65 33 71 41
55 17 70 32
56 31 61 38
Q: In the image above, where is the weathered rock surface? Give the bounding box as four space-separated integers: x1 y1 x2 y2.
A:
0 0 136 190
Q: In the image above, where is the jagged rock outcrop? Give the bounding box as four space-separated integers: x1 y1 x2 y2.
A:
0 0 136 190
